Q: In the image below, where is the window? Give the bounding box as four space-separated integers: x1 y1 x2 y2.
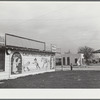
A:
56 58 61 65
67 57 70 65
75 58 78 64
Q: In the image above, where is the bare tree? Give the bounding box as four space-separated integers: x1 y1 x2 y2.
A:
78 46 94 65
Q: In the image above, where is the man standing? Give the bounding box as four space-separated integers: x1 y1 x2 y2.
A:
70 63 73 71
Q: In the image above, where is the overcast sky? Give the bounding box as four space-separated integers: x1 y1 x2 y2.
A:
0 1 100 53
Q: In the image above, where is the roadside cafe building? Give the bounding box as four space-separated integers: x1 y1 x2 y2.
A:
55 52 84 66
0 34 55 80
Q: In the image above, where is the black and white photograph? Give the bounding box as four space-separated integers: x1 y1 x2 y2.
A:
0 1 100 89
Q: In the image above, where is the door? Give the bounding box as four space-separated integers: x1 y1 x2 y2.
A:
63 57 65 65
75 58 78 64
67 57 70 65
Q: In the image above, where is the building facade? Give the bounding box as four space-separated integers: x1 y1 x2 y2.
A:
55 52 84 66
0 34 55 80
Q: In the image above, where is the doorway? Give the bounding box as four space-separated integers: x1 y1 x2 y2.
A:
63 57 65 65
67 57 70 65
75 58 78 64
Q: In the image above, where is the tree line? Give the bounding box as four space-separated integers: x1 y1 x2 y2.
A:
78 46 95 65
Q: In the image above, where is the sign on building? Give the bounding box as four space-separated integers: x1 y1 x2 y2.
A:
5 33 45 51
51 44 56 52
0 35 5 46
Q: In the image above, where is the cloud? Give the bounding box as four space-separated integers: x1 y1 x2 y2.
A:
0 2 100 53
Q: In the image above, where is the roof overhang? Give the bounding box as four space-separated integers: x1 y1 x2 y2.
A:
6 45 55 55
93 50 100 53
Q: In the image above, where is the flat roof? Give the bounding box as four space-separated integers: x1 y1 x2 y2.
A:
93 50 100 53
6 45 55 55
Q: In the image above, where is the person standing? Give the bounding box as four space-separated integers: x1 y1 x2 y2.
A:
70 63 73 71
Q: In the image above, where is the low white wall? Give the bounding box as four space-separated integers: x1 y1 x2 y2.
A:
62 53 84 66
0 50 55 80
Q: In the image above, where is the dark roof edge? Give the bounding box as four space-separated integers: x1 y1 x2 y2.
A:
92 50 100 53
6 45 55 54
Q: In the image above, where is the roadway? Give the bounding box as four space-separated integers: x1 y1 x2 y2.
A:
55 65 100 71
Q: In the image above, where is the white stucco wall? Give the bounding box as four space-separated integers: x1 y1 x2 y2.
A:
63 53 84 66
0 49 55 80
56 53 84 66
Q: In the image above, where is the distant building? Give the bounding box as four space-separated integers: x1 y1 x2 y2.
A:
55 52 84 66
92 50 100 63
